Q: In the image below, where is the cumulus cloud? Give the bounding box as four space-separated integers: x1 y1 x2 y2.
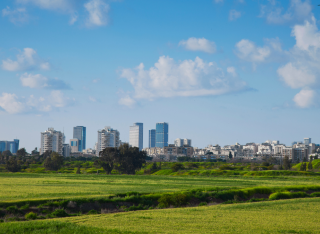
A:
276 17 320 108
84 0 110 27
260 0 313 25
229 10 241 21
179 38 216 54
235 39 271 62
119 56 249 106
2 6 29 24
293 89 317 108
20 73 71 90
1 48 50 71
0 91 74 114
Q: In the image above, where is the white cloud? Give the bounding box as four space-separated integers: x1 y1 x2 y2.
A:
20 73 71 90
119 56 248 106
2 6 29 24
293 89 316 108
118 95 136 108
0 93 26 114
69 13 78 25
235 39 271 63
292 17 320 51
229 10 241 21
277 63 316 89
260 0 313 25
276 17 320 108
179 38 216 54
1 48 50 71
0 91 74 114
213 0 224 3
84 0 109 27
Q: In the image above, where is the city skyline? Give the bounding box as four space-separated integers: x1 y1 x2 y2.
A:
1 0 320 152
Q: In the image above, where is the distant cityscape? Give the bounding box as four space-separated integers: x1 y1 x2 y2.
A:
0 123 318 163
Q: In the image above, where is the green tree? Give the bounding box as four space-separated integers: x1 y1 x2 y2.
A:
99 147 117 174
228 152 233 159
76 166 81 174
2 150 12 157
308 158 313 171
44 152 64 171
283 156 291 170
99 144 146 175
116 144 146 174
16 148 27 157
6 158 21 172
151 162 158 170
171 163 184 172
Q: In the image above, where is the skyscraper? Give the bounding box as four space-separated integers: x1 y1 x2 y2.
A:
40 128 64 155
149 129 156 148
174 138 192 147
129 123 143 151
156 122 168 148
0 139 19 154
73 126 86 151
96 126 120 156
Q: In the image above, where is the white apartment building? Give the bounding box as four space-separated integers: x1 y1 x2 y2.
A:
96 126 120 156
129 123 143 151
70 138 80 153
40 128 64 155
174 138 192 147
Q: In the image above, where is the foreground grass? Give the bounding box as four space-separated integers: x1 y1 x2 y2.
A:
1 173 320 202
2 198 320 234
60 197 320 234
0 221 143 234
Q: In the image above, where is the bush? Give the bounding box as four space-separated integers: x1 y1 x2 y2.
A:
6 206 18 213
25 212 37 220
87 209 98 215
198 202 207 206
158 193 189 208
268 192 308 200
171 163 184 172
51 209 69 217
20 204 29 210
125 205 145 211
311 192 320 197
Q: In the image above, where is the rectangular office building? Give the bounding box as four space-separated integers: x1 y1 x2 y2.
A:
73 126 86 152
156 122 168 148
129 123 143 151
149 129 156 148
0 139 19 154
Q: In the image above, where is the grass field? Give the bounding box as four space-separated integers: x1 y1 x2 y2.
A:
2 197 320 233
1 173 320 202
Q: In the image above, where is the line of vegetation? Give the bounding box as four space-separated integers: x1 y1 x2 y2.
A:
1 185 320 223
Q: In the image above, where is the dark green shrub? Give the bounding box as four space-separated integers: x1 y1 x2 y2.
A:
125 204 145 211
6 206 18 213
269 192 292 200
0 219 3 223
158 194 172 208
310 192 320 197
198 202 207 206
87 209 98 215
291 192 308 198
25 212 37 220
51 209 68 217
20 204 29 210
158 193 189 207
171 163 184 172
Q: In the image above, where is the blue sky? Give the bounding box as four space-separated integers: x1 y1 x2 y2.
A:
1 0 320 152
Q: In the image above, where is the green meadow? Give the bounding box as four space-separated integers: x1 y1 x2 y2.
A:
1 172 320 202
2 197 320 234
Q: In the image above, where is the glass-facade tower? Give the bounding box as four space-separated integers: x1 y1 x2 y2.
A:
149 129 156 148
73 126 86 152
155 123 168 148
0 139 19 154
129 123 143 151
